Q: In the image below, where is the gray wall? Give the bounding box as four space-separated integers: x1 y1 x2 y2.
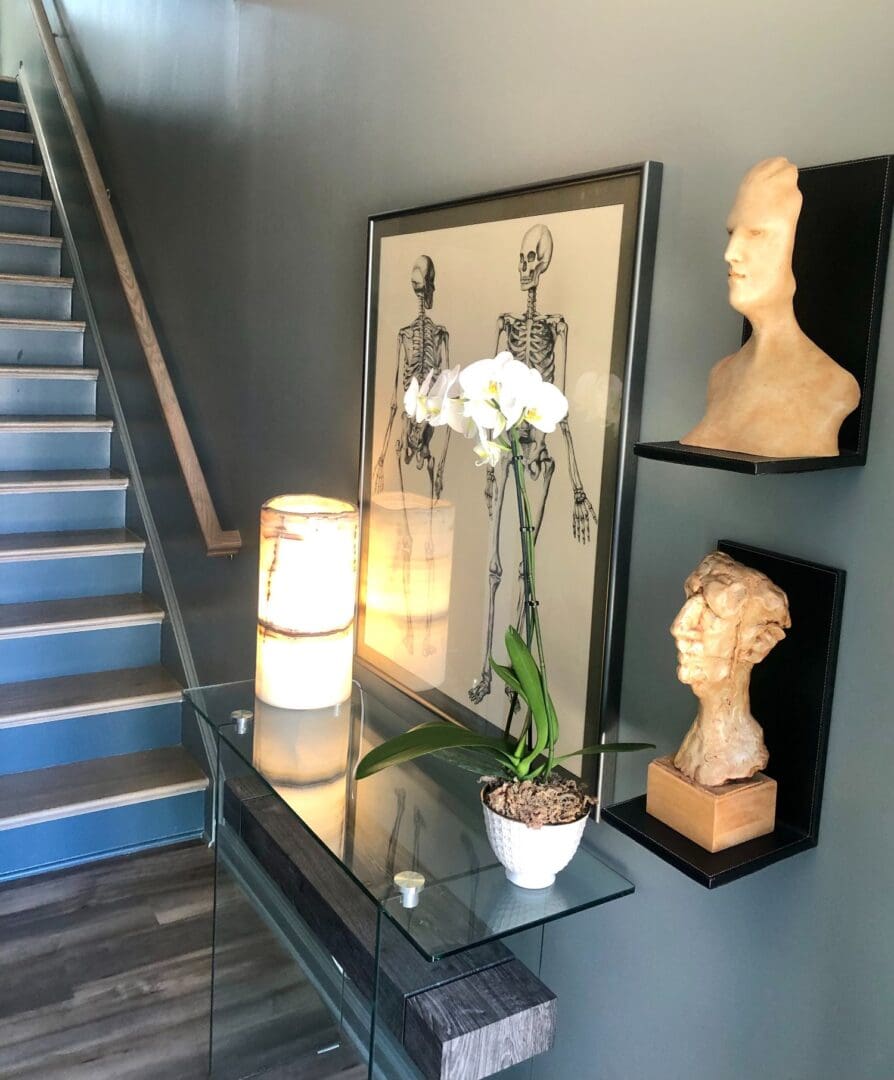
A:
4 1 892 1076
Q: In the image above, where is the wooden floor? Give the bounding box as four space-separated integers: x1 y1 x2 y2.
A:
0 841 365 1079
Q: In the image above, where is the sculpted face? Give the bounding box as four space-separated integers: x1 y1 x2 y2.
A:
723 157 802 319
670 552 790 698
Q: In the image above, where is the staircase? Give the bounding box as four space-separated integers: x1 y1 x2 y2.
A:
0 74 207 881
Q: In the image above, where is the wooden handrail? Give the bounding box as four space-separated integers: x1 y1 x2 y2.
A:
28 0 241 557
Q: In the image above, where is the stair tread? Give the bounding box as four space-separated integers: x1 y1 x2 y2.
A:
0 317 85 331
0 664 180 726
0 365 96 379
0 468 128 491
0 414 112 430
0 130 33 143
0 161 41 175
0 746 206 830
0 273 73 288
0 593 164 637
0 232 61 248
0 528 145 561
0 102 25 114
0 194 51 211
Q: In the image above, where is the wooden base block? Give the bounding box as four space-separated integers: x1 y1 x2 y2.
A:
646 756 776 853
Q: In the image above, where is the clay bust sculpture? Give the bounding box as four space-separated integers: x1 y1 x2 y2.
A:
681 157 860 457
670 551 791 787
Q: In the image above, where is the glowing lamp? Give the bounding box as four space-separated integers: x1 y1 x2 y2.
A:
255 494 359 710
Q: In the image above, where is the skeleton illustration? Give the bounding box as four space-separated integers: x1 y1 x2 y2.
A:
373 257 450 657
469 224 598 705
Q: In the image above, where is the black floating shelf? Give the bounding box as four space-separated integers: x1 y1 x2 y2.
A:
639 154 893 474
634 441 864 475
604 539 846 889
602 798 812 889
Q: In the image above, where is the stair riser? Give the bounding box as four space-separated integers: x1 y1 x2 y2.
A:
0 552 143 603
0 375 95 414
0 171 42 199
0 82 19 104
0 203 50 237
0 109 26 133
0 136 33 165
0 241 61 277
0 489 126 532
0 281 72 320
0 621 161 683
0 792 205 881
0 702 181 775
0 430 110 469
0 325 83 364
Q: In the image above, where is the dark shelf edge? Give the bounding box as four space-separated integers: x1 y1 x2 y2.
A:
633 441 865 475
602 795 815 889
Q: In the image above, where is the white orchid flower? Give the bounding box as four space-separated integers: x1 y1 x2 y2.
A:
423 365 461 427
403 376 422 421
473 435 508 468
464 397 506 438
496 358 540 428
520 379 568 433
459 352 513 404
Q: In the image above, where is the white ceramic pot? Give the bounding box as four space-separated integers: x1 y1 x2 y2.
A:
481 791 589 889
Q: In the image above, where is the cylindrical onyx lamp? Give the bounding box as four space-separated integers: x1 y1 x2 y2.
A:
255 495 359 710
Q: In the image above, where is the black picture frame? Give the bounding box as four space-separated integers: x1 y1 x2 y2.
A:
356 163 662 799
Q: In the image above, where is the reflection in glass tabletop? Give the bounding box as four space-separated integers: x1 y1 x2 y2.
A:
186 678 634 961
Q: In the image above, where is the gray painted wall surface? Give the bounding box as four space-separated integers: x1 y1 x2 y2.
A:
2 1 892 1077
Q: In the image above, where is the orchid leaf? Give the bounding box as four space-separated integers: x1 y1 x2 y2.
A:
489 657 525 699
554 742 655 763
355 721 516 779
504 627 547 740
436 747 514 778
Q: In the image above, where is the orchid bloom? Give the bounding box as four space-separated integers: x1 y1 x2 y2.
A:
403 351 569 466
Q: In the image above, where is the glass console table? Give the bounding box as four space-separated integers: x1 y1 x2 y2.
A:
186 678 634 1080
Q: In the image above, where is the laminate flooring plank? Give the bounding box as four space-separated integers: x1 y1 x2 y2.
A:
0 838 365 1079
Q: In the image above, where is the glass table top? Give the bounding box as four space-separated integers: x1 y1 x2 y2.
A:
187 678 634 960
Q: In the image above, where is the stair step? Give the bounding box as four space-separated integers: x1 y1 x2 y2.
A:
0 272 72 320
0 102 27 132
0 414 111 431
0 232 61 277
0 468 128 493
0 316 85 364
0 528 144 563
0 316 84 332
0 78 19 104
0 593 164 640
0 194 52 237
0 665 180 727
0 364 95 379
0 747 206 831
0 130 34 165
0 272 71 288
0 365 97 416
0 162 42 198
0 414 112 470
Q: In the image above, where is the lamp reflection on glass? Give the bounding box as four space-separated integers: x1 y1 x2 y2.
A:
256 495 359 711
364 492 454 690
252 696 353 856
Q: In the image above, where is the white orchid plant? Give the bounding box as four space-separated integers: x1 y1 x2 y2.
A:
356 352 652 785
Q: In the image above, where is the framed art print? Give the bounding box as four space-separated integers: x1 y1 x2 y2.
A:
357 163 662 798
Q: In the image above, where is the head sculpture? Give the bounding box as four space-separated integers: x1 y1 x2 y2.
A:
671 551 791 786
724 156 802 322
411 255 435 309
518 224 553 291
